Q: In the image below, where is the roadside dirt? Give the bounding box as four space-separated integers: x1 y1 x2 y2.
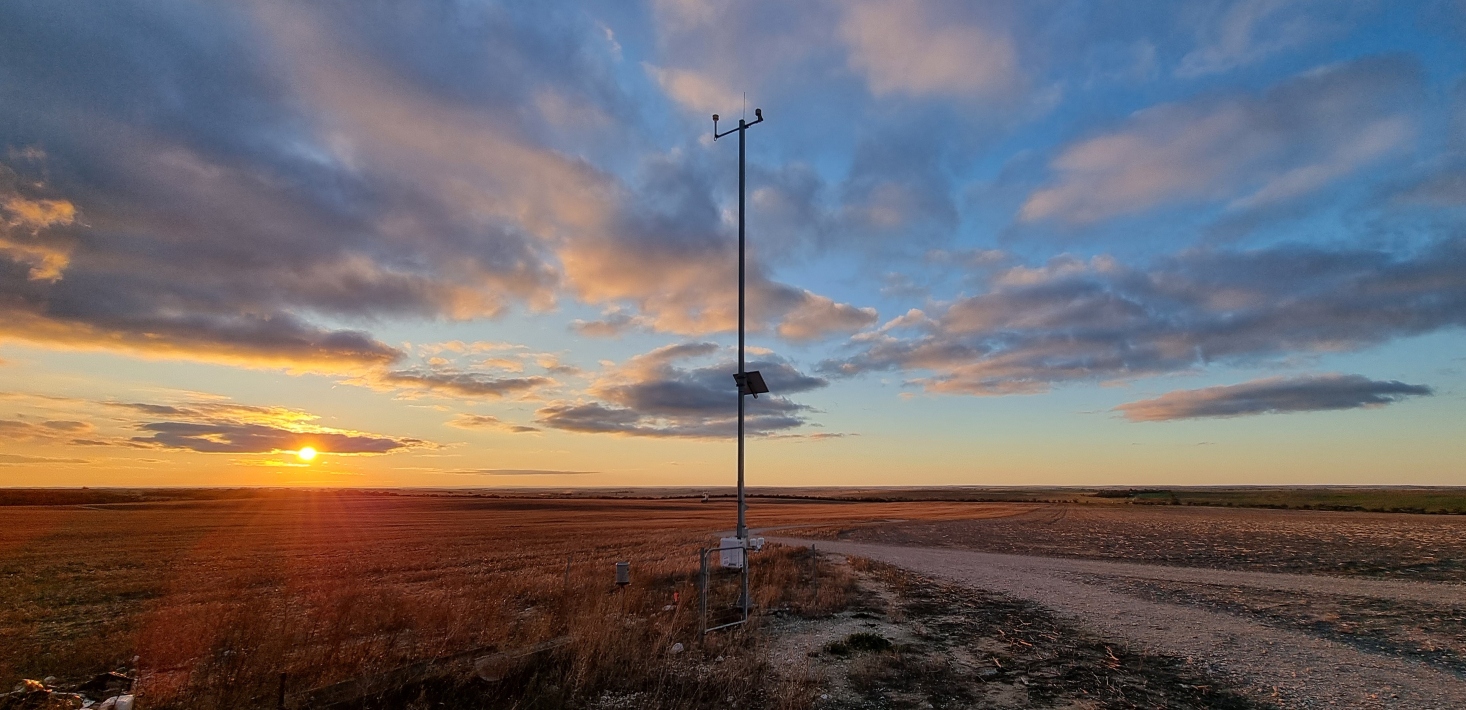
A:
1094 576 1466 678
779 538 1466 709
763 551 1265 709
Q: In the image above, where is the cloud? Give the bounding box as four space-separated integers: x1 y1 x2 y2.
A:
646 0 836 113
776 292 879 342
135 421 414 454
1020 56 1421 224
820 235 1466 395
471 469 594 476
558 149 877 338
0 454 89 465
644 64 738 115
570 306 655 338
1115 374 1433 421
0 1 877 380
1175 0 1346 78
374 370 553 399
95 399 429 455
1393 166 1466 207
447 413 540 434
535 342 827 438
0 4 564 367
0 417 95 442
839 0 1018 99
0 163 78 281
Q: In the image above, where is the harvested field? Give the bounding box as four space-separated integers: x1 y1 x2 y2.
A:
796 504 1466 581
0 492 1026 708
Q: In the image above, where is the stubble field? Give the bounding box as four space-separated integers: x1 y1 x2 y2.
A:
8 490 1466 708
0 491 1021 708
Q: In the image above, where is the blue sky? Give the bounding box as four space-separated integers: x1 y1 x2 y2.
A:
1 0 1463 487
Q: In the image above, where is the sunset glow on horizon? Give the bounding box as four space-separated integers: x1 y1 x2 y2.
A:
1 2 1463 488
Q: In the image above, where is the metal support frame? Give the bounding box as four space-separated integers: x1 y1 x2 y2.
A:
697 543 751 634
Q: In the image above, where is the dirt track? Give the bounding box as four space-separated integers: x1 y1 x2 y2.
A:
773 537 1466 709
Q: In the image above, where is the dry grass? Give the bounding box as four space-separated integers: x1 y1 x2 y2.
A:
0 492 1017 708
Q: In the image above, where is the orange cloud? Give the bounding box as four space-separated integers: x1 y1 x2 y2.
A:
1 161 78 281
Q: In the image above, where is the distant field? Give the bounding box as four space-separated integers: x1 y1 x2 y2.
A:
6 486 1463 514
758 486 1466 514
801 504 1466 581
1131 487 1466 514
0 492 1027 708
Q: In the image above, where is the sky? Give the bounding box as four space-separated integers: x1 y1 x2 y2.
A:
1 0 1464 488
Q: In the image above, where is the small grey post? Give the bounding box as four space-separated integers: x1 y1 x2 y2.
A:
811 544 818 598
698 548 708 635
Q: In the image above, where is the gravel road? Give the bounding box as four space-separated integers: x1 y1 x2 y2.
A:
773 537 1466 709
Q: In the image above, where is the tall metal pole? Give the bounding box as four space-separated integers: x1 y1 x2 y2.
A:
713 108 762 544
737 118 746 542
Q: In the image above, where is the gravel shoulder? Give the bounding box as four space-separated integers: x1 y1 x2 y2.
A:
773 537 1466 709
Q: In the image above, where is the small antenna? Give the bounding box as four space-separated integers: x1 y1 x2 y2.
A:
742 92 746 120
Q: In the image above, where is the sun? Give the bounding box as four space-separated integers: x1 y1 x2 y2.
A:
297 446 317 462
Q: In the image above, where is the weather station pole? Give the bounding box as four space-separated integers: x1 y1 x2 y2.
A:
713 107 767 546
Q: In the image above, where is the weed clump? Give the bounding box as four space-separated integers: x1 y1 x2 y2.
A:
823 631 892 656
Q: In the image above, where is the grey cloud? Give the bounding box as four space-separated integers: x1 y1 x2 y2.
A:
820 236 1466 395
377 369 553 399
1115 374 1433 422
837 127 961 249
561 147 878 339
570 308 652 338
1393 166 1466 207
536 401 807 439
535 342 827 438
1 1 878 368
471 469 594 476
92 398 431 454
134 421 417 454
0 419 45 441
0 417 93 441
0 3 585 366
447 413 540 433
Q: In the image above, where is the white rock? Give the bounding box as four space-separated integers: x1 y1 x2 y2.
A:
669 642 685 654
